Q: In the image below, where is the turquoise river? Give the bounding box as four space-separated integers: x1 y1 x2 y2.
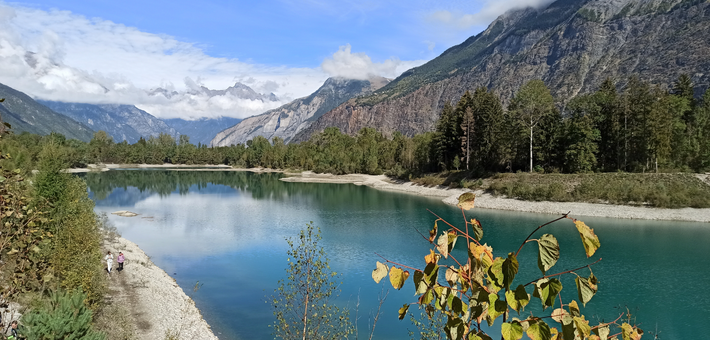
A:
83 170 709 340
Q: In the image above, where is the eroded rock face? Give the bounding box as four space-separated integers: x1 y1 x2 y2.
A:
293 0 710 142
210 77 389 146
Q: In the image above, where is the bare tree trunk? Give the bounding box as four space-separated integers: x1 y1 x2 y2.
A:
529 123 533 173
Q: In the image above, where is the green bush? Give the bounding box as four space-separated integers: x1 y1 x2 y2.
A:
21 289 105 340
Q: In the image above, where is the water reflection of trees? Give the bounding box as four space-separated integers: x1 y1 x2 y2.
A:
82 170 433 213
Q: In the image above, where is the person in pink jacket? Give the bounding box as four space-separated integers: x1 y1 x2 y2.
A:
117 252 125 272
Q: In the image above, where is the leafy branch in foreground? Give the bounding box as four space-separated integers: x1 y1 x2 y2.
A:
373 193 643 340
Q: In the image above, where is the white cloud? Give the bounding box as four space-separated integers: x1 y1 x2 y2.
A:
427 0 555 30
0 3 424 119
321 44 426 80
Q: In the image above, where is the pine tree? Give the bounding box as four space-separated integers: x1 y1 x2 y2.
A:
21 290 105 340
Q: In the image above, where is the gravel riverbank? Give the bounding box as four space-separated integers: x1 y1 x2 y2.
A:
281 171 710 223
102 235 218 340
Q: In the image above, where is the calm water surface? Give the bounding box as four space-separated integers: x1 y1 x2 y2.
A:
84 170 710 340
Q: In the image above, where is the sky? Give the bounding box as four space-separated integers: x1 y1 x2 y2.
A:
0 0 554 119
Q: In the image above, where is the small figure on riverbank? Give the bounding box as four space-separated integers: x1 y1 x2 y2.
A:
105 251 114 274
117 252 125 272
8 320 23 340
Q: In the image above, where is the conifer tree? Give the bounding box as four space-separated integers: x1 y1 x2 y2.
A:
21 289 105 340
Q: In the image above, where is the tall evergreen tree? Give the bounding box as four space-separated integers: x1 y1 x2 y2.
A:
434 102 462 171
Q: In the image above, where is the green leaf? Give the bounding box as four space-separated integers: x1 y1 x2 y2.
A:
398 304 409 320
486 293 507 326
505 285 530 313
502 321 524 340
537 234 559 275
446 317 465 340
423 263 439 285
575 274 598 307
389 267 409 290
0 176 5 183
574 220 600 257
7 248 19 255
502 253 519 291
468 331 493 340
457 192 476 210
533 278 562 309
526 320 552 340
413 270 428 294
372 261 389 284
488 257 505 293
470 219 483 241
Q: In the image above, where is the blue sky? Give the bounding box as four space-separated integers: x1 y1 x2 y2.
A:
0 0 551 119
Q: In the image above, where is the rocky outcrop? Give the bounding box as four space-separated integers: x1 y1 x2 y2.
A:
210 77 389 146
294 0 710 141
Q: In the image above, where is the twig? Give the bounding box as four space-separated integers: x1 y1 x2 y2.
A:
515 212 570 257
524 258 602 287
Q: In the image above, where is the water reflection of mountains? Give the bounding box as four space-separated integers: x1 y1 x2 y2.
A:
82 170 434 212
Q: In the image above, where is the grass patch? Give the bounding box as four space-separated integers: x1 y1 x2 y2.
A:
486 173 710 208
409 172 710 208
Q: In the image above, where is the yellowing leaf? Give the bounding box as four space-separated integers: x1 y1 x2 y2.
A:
551 308 567 323
389 267 409 290
372 261 389 284
470 219 483 241
429 221 439 243
457 192 476 210
398 304 409 320
574 220 600 257
593 324 610 340
573 316 591 339
445 266 459 285
568 300 581 317
425 249 439 265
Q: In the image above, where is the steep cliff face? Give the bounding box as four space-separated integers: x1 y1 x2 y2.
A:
210 77 389 146
294 0 710 141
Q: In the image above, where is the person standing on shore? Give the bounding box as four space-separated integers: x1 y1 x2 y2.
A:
117 252 125 272
105 251 114 274
8 320 22 340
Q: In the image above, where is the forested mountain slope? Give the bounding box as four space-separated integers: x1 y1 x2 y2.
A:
294 0 710 141
0 83 94 142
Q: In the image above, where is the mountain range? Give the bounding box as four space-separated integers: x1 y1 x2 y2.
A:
210 77 389 146
0 83 94 142
292 0 710 142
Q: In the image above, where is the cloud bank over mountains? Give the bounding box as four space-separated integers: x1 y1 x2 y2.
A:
427 0 556 30
0 3 423 119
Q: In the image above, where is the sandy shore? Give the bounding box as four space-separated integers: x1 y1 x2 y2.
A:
102 235 219 340
281 171 710 223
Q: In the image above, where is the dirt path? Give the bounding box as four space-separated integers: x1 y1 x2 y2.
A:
100 235 218 340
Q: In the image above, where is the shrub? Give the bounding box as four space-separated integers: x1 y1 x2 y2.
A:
21 289 105 340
